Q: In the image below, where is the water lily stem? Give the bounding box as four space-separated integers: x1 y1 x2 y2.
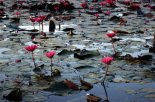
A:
32 52 37 68
111 39 116 54
39 23 41 32
33 23 35 29
102 65 109 83
101 82 109 101
51 59 53 76
42 21 44 32
153 32 155 52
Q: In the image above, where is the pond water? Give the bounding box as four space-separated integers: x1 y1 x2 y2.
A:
0 0 155 102
46 82 155 102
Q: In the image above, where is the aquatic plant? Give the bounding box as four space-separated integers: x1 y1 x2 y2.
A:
94 13 99 25
89 6 94 10
103 11 111 15
45 51 56 76
38 15 46 32
106 32 117 54
101 56 113 83
100 1 107 7
54 6 59 14
64 79 79 90
30 17 36 29
13 11 21 17
80 2 88 9
24 45 38 68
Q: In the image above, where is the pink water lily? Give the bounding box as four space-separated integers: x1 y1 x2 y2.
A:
106 32 117 54
101 57 113 65
39 15 46 21
94 13 99 18
63 1 69 7
54 6 59 11
39 15 46 32
80 2 88 9
105 0 116 6
35 17 42 22
45 51 56 76
30 17 36 22
100 1 107 6
101 56 113 83
106 32 116 38
25 45 37 52
30 17 37 29
89 6 94 10
45 51 55 59
25 45 38 68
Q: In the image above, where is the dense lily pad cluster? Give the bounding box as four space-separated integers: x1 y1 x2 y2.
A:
1 0 155 102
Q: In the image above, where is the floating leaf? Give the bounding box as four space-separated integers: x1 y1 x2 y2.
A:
80 79 93 91
64 79 79 90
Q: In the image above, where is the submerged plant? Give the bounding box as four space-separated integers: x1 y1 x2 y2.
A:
45 51 55 76
24 45 38 68
101 56 113 83
106 32 116 54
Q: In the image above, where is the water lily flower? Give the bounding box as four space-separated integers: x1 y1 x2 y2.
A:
25 45 37 52
101 57 113 65
106 32 117 54
45 51 56 76
35 17 42 23
30 17 36 29
39 15 46 21
63 1 69 8
100 1 107 6
106 32 116 38
101 56 113 83
24 45 38 68
54 6 59 11
80 2 88 9
105 0 116 6
35 17 43 32
94 13 99 18
45 51 55 59
89 6 94 10
39 15 46 32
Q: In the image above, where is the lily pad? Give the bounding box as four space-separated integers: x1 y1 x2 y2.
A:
45 81 74 96
74 49 100 60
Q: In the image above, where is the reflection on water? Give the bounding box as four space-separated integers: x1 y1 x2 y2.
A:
46 82 155 102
